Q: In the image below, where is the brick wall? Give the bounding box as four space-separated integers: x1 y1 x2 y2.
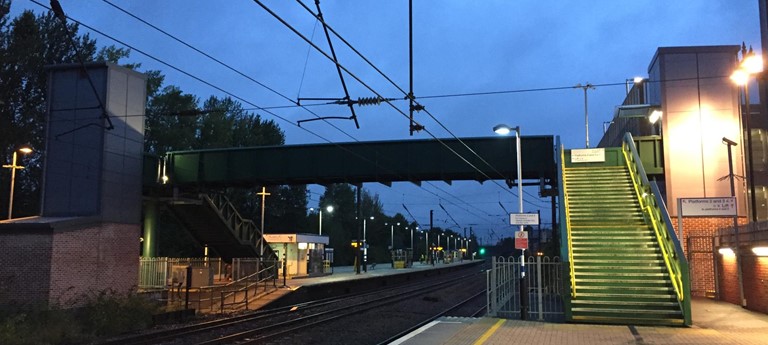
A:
741 255 768 314
671 217 746 297
50 223 140 306
0 221 140 308
716 252 741 305
0 229 53 306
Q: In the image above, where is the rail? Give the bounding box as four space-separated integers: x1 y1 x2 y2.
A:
167 260 279 314
621 132 691 326
220 263 279 311
558 144 575 298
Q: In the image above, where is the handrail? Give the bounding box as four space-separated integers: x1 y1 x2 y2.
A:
621 132 691 326
204 193 278 261
559 144 576 298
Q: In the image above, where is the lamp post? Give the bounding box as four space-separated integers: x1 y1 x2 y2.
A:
363 216 373 272
723 137 745 306
730 43 763 223
3 146 32 220
311 205 334 236
494 123 527 319
574 83 596 148
257 187 271 257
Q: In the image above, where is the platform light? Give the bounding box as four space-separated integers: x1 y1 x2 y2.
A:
752 247 768 256
718 247 735 256
648 110 662 124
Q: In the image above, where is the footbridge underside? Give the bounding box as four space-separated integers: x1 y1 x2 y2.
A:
145 136 558 191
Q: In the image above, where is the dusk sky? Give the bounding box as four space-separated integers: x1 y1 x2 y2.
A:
9 1 763 244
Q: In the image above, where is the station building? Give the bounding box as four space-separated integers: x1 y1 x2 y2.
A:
598 45 768 312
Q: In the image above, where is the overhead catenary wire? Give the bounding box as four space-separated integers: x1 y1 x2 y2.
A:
97 0 500 219
32 1 551 226
287 0 549 205
100 0 360 142
256 1 533 205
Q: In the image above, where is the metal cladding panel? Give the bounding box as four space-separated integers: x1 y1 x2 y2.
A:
43 65 108 217
43 63 146 223
164 136 556 187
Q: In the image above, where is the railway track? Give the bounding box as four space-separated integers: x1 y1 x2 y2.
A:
100 263 488 345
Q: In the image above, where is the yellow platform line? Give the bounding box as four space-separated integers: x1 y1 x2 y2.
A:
472 319 506 345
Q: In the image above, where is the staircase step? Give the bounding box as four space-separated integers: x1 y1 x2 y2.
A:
573 259 665 266
574 293 678 303
572 308 682 317
576 285 675 293
571 315 685 326
572 300 679 308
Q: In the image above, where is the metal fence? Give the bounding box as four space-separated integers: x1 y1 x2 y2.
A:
139 257 224 289
167 260 279 314
486 256 564 322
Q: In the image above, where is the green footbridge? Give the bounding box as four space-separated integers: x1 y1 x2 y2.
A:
559 133 691 326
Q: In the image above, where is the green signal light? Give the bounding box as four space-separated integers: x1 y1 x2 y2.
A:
479 247 486 255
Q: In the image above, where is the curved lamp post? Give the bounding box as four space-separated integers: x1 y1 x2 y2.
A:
494 124 528 320
4 146 32 220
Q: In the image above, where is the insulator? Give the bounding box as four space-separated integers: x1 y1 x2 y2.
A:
356 96 383 106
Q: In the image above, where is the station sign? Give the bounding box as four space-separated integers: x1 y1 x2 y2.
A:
571 148 605 163
514 230 528 249
679 197 737 217
509 213 539 226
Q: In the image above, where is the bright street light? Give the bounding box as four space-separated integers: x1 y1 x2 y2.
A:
3 146 32 220
730 42 763 223
311 205 335 236
494 123 528 319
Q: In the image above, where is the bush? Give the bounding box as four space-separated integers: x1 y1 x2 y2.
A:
0 290 159 344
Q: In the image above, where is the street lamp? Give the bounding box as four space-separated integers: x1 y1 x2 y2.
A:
723 137 746 306
494 123 528 319
730 42 763 222
310 205 334 235
3 146 32 220
363 216 374 271
574 83 596 148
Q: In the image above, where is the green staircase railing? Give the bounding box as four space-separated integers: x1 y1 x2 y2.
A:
621 133 691 326
205 193 278 261
559 144 576 299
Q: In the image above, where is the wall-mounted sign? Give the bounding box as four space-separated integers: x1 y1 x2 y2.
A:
571 148 606 163
679 197 737 217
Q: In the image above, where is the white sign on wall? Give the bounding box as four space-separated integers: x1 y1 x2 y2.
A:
509 213 540 226
571 148 606 163
679 197 737 217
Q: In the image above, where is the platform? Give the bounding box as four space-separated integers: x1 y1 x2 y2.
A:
245 260 480 311
391 297 768 345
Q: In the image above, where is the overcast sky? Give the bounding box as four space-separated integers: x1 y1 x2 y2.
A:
9 1 763 244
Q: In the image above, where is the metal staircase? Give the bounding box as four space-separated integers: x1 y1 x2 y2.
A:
564 165 684 325
167 194 277 262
